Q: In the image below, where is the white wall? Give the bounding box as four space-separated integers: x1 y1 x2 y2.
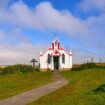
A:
40 49 72 70
40 50 53 70
60 50 72 69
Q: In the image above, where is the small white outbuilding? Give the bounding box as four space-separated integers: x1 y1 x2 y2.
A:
40 37 72 71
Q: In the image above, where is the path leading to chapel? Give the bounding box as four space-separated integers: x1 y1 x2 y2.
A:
0 71 68 105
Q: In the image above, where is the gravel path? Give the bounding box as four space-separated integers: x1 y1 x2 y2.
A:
0 71 68 105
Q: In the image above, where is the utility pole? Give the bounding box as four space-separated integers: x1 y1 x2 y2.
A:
91 58 93 63
100 58 102 63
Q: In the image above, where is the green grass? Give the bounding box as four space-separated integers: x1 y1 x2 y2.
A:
0 72 53 100
28 68 105 105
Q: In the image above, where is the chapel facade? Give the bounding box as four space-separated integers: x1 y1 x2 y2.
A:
40 37 72 71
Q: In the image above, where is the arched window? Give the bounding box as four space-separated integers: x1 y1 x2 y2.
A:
55 41 57 47
62 54 65 64
47 54 51 64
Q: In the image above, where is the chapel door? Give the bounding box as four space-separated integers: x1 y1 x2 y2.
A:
53 56 59 70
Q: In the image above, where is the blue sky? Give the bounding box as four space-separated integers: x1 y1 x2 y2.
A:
0 0 105 64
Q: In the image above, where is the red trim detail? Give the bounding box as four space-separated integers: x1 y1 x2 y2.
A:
49 43 54 50
58 43 60 49
58 42 63 50
52 43 54 50
51 50 61 56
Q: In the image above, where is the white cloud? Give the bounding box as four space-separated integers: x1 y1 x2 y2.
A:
78 0 105 12
0 1 94 37
11 28 30 43
0 42 44 65
0 1 105 38
0 0 11 7
0 30 5 40
0 27 49 65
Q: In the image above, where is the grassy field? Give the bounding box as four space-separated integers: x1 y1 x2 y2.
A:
28 68 105 105
0 72 53 100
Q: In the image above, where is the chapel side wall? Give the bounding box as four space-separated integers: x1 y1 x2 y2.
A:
60 50 72 70
40 50 53 71
40 52 49 71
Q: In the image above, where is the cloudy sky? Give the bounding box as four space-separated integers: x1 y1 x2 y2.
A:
0 0 105 65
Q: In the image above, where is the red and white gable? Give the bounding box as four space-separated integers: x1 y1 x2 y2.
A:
48 37 72 56
49 38 63 50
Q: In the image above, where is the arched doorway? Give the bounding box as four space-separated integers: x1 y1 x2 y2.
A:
53 56 59 70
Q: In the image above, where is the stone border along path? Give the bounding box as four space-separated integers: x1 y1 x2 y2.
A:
0 71 68 105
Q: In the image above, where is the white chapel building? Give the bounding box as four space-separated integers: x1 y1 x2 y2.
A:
40 37 72 71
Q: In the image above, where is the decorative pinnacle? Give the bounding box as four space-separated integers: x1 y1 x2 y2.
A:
69 49 72 54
